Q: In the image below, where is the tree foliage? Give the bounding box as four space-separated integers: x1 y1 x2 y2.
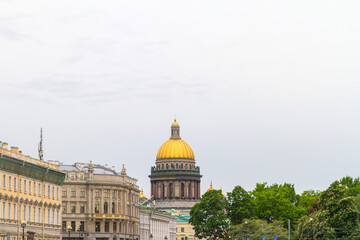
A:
229 219 290 240
189 190 230 240
298 190 320 213
252 182 305 227
339 176 360 197
226 186 255 225
297 181 360 239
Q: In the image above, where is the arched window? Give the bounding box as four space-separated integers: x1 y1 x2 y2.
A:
176 163 178 169
162 164 164 169
104 202 108 213
166 164 169 169
162 184 165 198
188 183 191 198
190 165 192 169
95 202 99 213
181 183 185 197
185 164 188 169
169 183 173 198
112 202 115 214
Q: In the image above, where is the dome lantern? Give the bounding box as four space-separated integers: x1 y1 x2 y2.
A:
171 118 180 139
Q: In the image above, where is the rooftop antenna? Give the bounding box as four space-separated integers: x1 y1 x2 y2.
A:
38 127 44 160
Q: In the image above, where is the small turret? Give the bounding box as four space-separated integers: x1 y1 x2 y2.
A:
121 164 127 176
88 161 94 179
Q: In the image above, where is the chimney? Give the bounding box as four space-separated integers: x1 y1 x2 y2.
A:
111 166 115 171
2 142 8 149
11 146 19 153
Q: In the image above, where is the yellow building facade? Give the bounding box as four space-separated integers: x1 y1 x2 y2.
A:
0 141 65 240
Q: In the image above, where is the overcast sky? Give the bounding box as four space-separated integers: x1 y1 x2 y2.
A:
1 0 360 196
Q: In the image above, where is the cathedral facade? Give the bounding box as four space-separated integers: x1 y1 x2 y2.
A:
149 119 202 214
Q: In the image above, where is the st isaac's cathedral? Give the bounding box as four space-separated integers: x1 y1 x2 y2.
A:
149 119 202 215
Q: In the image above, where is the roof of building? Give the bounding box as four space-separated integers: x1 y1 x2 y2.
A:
60 162 119 175
139 204 173 216
176 215 191 223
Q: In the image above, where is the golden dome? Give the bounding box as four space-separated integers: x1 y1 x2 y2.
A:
139 188 147 198
156 138 194 159
207 182 214 192
156 119 195 159
172 119 179 127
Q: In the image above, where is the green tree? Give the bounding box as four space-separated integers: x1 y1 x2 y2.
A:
229 219 290 240
298 190 320 213
339 176 360 197
252 182 305 227
226 186 255 225
189 190 230 240
297 181 360 239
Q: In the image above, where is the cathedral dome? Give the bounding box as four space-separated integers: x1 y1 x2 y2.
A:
156 119 195 159
156 138 194 159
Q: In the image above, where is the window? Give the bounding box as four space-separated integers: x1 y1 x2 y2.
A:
8 203 11 219
52 209 55 224
71 221 76 231
28 206 31 222
29 181 32 194
33 207 36 222
71 188 76 197
95 222 101 232
104 190 109 197
39 183 41 196
57 210 59 225
113 222 117 232
105 222 110 232
80 204 85 213
3 202 5 219
19 179 22 192
23 204 26 220
62 189 67 197
62 204 67 213
39 208 41 223
80 189 85 197
95 202 99 213
57 188 59 200
44 184 46 197
3 174 6 189
48 185 50 198
34 182 36 195
80 221 85 231
181 228 184 232
13 204 17 220
9 176 12 190
104 202 108 213
52 187 55 199
48 209 50 224
95 189 100 198
112 202 115 214
62 221 66 231
71 203 76 213
112 190 115 198
19 204 22 220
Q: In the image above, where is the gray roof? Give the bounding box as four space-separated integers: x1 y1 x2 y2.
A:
60 163 119 175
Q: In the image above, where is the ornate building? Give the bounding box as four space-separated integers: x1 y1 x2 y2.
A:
0 141 65 240
139 190 176 240
149 119 202 214
60 162 140 240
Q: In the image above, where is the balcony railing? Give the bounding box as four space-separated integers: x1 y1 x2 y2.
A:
150 166 201 175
